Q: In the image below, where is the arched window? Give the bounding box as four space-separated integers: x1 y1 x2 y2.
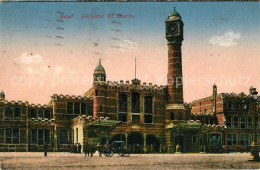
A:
14 108 21 120
4 107 12 120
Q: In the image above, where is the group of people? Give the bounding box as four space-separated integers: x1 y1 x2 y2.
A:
69 143 82 153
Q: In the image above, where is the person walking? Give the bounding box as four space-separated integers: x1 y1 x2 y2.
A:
43 141 48 157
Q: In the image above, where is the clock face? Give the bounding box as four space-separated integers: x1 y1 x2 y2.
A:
167 23 178 35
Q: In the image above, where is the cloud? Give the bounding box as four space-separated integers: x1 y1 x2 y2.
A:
209 30 241 47
119 40 138 51
14 52 43 64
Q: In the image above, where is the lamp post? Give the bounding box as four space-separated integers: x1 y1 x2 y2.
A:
249 88 259 162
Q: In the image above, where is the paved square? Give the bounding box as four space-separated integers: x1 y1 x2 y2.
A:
0 152 259 169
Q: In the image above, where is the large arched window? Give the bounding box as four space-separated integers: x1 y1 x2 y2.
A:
4 107 12 120
14 108 21 120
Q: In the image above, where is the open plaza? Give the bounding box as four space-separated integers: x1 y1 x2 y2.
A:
0 152 259 170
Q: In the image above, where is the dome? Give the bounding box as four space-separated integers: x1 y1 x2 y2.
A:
94 60 106 75
168 7 181 19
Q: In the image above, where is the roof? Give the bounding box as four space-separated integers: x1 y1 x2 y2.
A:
169 8 181 17
94 60 106 75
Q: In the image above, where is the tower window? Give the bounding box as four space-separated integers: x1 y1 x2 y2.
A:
131 92 140 113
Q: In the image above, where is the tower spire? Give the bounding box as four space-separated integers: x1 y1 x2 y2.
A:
135 57 136 79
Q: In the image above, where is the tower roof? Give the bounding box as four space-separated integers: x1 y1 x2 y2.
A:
0 90 5 96
94 59 106 75
169 7 181 17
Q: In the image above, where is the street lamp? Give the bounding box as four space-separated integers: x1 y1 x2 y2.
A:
249 87 259 162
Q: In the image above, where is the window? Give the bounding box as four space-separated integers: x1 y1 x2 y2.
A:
14 108 21 120
5 128 12 143
38 110 43 119
38 129 43 145
87 104 93 117
67 102 73 114
144 96 152 114
132 115 140 125
227 101 232 109
95 89 98 96
240 134 249 146
44 110 51 119
74 103 80 114
81 103 87 115
13 129 19 144
227 134 236 146
4 107 11 120
144 115 152 123
45 130 50 144
131 92 140 113
248 117 252 129
235 102 240 108
31 109 36 119
226 116 231 128
170 112 174 120
119 113 127 123
233 116 238 128
178 112 183 120
210 134 221 146
192 135 198 143
240 116 246 129
5 128 19 144
118 94 128 112
60 129 68 144
144 96 153 123
31 129 37 144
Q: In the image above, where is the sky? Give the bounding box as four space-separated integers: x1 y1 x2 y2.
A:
0 2 260 104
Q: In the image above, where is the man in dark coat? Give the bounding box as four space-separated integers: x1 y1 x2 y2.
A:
43 141 48 157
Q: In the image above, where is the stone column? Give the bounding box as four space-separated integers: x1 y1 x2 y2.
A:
125 133 128 147
143 133 147 153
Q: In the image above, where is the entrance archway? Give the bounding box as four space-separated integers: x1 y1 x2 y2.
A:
109 134 126 144
146 134 160 153
128 132 144 153
175 135 184 152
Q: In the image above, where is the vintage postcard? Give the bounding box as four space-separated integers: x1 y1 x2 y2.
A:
0 1 259 169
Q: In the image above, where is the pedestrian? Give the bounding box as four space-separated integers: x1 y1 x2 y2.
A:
43 141 48 157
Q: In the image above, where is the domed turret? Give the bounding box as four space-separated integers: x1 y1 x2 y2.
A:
0 90 5 101
93 59 106 85
167 7 181 20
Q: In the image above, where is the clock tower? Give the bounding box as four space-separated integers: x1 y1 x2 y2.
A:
165 8 186 121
